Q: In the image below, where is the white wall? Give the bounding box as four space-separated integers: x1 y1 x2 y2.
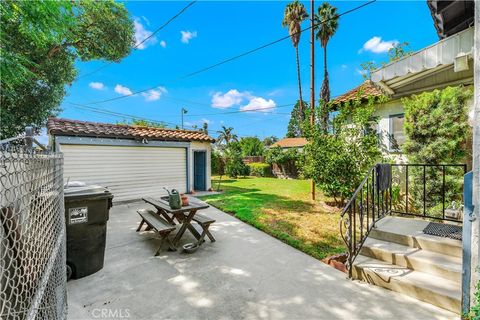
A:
189 141 212 192
374 99 407 163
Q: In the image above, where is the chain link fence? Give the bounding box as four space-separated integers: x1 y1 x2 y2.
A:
1 133 67 320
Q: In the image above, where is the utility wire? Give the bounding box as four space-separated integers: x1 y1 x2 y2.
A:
73 0 376 106
76 1 197 79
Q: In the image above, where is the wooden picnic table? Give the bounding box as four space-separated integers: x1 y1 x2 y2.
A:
142 197 210 248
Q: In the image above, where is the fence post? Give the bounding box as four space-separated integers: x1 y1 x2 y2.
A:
25 126 33 150
462 171 474 315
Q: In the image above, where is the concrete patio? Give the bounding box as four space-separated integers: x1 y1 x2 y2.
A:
67 199 457 320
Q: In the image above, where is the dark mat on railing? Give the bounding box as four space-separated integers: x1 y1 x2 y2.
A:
423 222 462 241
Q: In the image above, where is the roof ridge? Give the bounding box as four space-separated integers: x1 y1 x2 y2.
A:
48 117 201 134
47 117 215 143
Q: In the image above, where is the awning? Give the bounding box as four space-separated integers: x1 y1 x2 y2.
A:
371 26 473 84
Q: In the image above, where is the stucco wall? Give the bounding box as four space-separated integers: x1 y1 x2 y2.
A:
373 99 407 163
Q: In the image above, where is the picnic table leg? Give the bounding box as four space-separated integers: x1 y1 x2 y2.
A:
136 219 145 232
172 209 197 247
158 208 176 225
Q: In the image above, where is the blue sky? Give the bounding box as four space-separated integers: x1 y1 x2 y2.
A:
59 0 439 140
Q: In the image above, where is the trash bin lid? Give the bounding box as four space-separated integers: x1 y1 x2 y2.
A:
64 184 110 197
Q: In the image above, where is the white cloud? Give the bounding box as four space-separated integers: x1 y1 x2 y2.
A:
180 30 197 44
341 64 348 70
359 36 399 54
211 89 246 108
240 97 276 113
160 40 167 48
141 87 167 102
134 19 157 50
114 84 133 96
89 82 105 90
141 16 150 26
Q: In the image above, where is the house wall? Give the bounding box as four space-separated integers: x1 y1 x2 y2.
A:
373 88 474 165
189 141 212 192
373 99 407 163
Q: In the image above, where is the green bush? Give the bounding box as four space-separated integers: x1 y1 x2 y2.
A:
211 150 225 175
301 97 383 205
224 142 249 178
247 162 272 177
402 86 472 214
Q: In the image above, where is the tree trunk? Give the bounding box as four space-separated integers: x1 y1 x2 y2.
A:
320 44 330 134
295 46 304 122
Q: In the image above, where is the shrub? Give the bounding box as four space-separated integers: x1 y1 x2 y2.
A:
301 96 383 205
247 162 272 177
402 86 472 215
224 142 249 178
211 150 225 175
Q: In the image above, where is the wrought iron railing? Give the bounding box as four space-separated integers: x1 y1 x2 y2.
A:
339 164 391 278
390 164 467 222
340 163 466 277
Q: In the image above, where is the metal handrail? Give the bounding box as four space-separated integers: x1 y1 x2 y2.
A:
340 162 467 278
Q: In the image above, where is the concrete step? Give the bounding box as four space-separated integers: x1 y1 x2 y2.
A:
353 255 461 314
360 238 461 282
369 216 462 258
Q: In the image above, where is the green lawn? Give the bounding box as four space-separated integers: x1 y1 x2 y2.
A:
199 177 346 260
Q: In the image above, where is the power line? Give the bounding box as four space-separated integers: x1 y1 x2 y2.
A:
73 0 376 106
76 1 197 80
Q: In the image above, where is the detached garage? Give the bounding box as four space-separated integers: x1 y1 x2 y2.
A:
48 118 214 203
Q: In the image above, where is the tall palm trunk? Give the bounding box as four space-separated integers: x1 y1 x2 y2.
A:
320 44 330 133
295 46 304 121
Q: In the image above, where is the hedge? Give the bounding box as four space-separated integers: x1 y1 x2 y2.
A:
247 162 272 177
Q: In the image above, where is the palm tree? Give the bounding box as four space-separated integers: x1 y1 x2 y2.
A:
216 126 238 145
282 1 309 120
315 2 338 133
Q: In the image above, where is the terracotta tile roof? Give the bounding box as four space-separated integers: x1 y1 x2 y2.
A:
47 118 215 143
331 80 384 106
271 137 308 148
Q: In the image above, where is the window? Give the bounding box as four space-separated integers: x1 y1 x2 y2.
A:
389 114 405 151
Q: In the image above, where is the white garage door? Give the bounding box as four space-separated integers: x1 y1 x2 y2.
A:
61 144 187 203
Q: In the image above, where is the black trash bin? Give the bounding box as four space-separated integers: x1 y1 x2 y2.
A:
64 184 113 280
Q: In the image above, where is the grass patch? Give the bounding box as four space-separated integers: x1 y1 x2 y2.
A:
200 177 346 260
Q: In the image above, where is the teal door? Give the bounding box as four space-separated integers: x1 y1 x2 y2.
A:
194 151 206 191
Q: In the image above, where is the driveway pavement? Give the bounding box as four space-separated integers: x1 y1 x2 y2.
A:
67 199 457 320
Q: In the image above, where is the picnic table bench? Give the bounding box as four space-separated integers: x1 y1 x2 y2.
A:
136 209 176 255
140 197 216 254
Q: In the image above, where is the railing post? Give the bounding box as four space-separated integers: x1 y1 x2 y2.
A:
423 165 426 217
462 171 474 315
348 206 353 279
405 165 409 215
442 165 446 220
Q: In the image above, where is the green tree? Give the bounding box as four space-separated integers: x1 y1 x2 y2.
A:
388 41 412 62
1 1 134 138
302 97 382 205
263 136 279 147
282 1 308 120
216 126 238 145
239 137 264 156
202 122 209 135
287 100 309 137
315 2 339 133
117 119 167 128
224 142 249 178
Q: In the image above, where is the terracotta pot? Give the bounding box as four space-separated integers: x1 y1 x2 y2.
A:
181 195 189 206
